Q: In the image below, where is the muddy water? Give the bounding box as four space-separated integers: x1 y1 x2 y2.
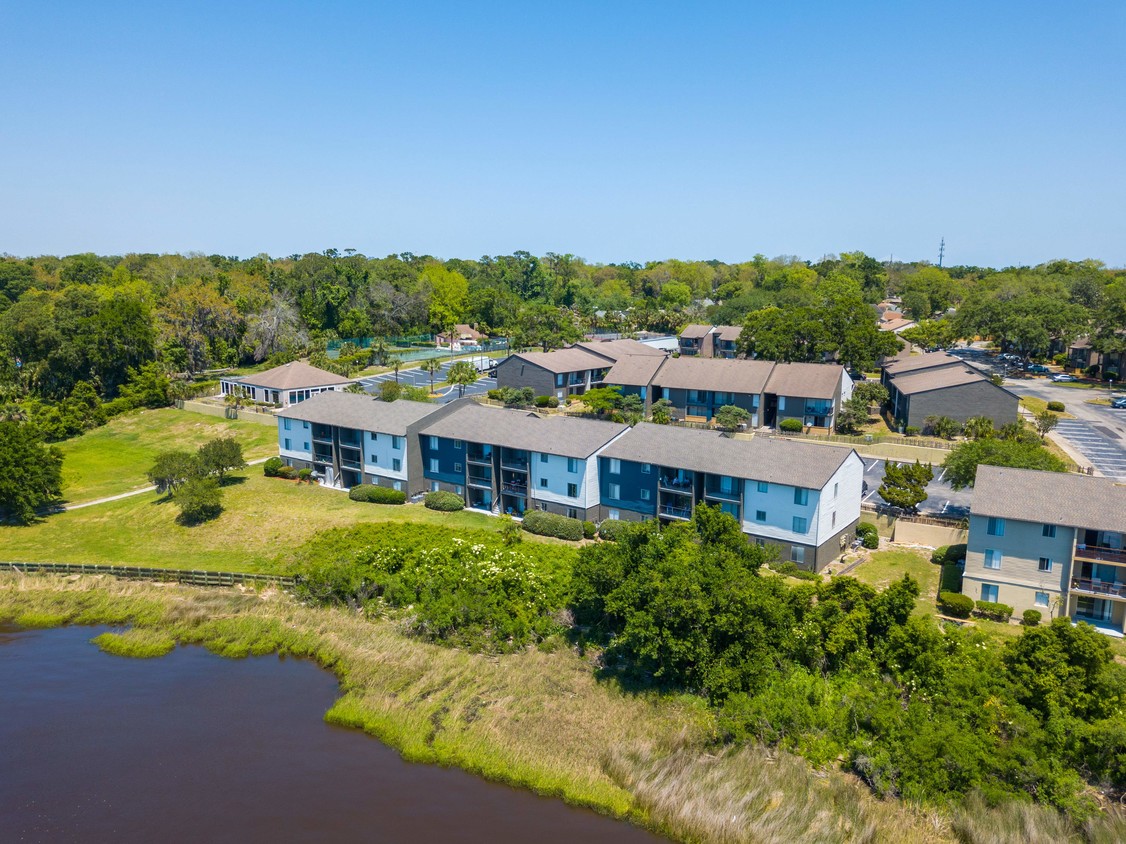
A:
0 625 666 843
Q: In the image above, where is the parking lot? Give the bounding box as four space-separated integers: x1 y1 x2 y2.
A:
860 457 972 518
1051 418 1126 481
357 361 497 402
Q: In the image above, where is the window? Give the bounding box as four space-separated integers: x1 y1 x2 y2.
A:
608 509 620 520
454 440 463 449
283 418 292 431
303 442 309 451
831 511 837 528
567 457 579 473
567 483 578 497
555 374 564 387
756 481 768 493
303 421 309 429
777 396 786 411
391 436 402 449
454 463 462 472
369 454 378 464
455 485 463 496
792 516 808 533
791 545 804 564
608 483 621 499
987 517 1005 537
984 549 1002 570
567 508 578 520
540 477 548 488
755 510 766 523
1042 524 1056 538
428 436 438 449
640 488 650 501
981 583 999 603
794 488 808 506
1035 591 1049 607
641 463 651 474
541 453 549 463
392 458 401 472
283 438 291 450
429 458 439 473
538 502 548 512
833 482 839 498
393 481 402 492
608 458 621 475
430 481 440 492
1038 557 1052 572
369 431 377 441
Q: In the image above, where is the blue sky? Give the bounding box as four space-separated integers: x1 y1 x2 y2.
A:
2 1 1124 266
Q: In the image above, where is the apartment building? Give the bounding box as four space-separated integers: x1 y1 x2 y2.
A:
495 338 663 400
677 324 742 358
597 424 863 570
649 357 775 425
275 391 457 491
763 362 854 430
962 466 1126 634
882 352 1019 430
417 402 629 519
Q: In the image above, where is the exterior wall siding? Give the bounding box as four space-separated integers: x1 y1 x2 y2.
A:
900 381 1019 429
962 514 1076 616
495 358 557 397
599 457 657 516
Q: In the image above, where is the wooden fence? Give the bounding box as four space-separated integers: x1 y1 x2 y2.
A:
0 561 297 590
774 430 955 450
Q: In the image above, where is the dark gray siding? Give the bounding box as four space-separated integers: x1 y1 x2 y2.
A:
496 357 557 396
658 387 759 422
901 381 1018 429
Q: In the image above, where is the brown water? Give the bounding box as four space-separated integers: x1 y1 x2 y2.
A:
0 624 667 843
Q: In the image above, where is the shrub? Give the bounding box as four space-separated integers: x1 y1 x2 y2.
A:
521 510 584 541
276 465 299 480
487 388 502 400
856 522 879 549
1047 400 1065 412
1053 353 1068 366
974 600 1014 623
938 591 974 618
173 476 223 525
772 560 821 581
1023 609 1042 626
931 543 966 566
424 490 464 511
931 545 950 565
263 456 284 477
597 519 631 541
904 425 921 437
779 418 803 433
534 395 559 408
582 520 597 539
348 484 407 505
297 468 314 483
1106 370 1120 383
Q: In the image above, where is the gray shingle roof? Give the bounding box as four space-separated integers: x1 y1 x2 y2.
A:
652 356 775 394
276 391 445 435
603 355 667 387
600 424 856 488
890 365 989 395
575 339 666 360
715 325 743 342
883 352 962 376
972 465 1126 534
227 361 352 390
419 402 629 458
679 324 713 340
764 362 844 400
507 346 614 374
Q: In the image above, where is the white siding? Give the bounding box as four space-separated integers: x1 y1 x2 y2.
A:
741 478 819 545
277 419 312 460
813 452 863 541
530 452 591 508
363 431 409 482
839 369 854 404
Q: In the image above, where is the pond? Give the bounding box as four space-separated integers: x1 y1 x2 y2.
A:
0 624 666 843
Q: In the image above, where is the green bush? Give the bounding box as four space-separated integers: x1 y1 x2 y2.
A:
974 600 1014 622
297 468 313 483
938 591 974 618
276 465 299 480
487 388 502 400
597 519 631 541
772 560 821 581
521 510 583 541
931 545 950 565
904 425 921 437
263 456 284 477
1052 353 1068 366
534 395 560 408
582 520 597 539
424 490 464 511
930 543 966 566
1023 609 1042 626
856 522 879 549
348 484 407 505
1046 400 1065 412
779 418 803 433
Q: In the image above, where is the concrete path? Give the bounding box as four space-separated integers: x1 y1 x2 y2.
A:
60 457 272 511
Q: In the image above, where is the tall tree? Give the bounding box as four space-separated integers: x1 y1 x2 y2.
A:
0 421 63 523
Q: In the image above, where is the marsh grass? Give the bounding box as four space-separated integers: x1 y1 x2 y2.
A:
949 793 1126 843
93 627 177 658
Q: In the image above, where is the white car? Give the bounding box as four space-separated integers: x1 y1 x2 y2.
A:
1051 373 1077 382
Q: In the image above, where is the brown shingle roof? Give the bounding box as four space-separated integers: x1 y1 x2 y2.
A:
765 362 844 400
276 391 445 435
679 324 713 340
229 361 352 391
715 325 743 342
601 424 856 488
890 365 990 395
603 355 667 387
883 352 962 376
574 339 666 360
972 466 1126 534
652 356 775 395
507 346 614 374
419 402 629 458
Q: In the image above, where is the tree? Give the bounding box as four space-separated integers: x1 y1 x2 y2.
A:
421 264 469 332
388 355 403 383
943 438 1068 490
877 460 933 513
174 476 223 525
650 397 673 424
1034 410 1059 440
834 395 869 434
424 358 442 395
158 281 240 374
345 382 367 394
196 437 246 483
579 385 624 415
714 405 750 431
0 421 63 523
658 281 692 310
447 360 478 397
380 381 403 402
962 416 994 440
924 415 961 439
147 450 200 496
242 294 306 361
851 382 889 407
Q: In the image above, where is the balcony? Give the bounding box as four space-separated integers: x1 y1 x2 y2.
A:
501 479 527 495
704 485 742 503
467 472 493 488
467 448 493 465
658 474 694 493
1075 546 1126 566
340 456 362 471
312 449 333 465
659 504 693 520
1071 578 1126 600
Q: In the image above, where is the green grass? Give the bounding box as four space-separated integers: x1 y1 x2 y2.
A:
1019 396 1074 418
848 548 940 618
1 470 562 572
93 628 177 658
58 408 279 502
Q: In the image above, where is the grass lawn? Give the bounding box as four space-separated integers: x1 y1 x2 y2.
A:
2 471 561 572
848 548 939 618
57 408 280 502
1019 395 1074 418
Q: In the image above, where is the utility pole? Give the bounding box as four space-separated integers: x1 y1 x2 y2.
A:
938 238 945 268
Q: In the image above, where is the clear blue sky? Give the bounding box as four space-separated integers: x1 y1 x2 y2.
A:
2 1 1124 267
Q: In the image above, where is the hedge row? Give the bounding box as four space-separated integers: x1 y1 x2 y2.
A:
597 519 632 541
930 544 967 566
772 560 821 581
424 490 464 511
521 510 584 541
938 591 974 618
975 600 1015 623
348 484 407 505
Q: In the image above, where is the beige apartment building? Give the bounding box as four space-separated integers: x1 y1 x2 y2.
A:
962 466 1126 634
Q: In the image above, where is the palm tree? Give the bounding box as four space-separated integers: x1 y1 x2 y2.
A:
389 355 402 383
424 358 442 395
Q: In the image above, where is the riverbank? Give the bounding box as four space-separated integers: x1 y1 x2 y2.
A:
0 573 962 843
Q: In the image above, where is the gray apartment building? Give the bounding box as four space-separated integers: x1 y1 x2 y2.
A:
962 465 1126 634
649 356 775 425
677 324 742 358
763 362 853 430
882 352 1018 430
495 339 664 400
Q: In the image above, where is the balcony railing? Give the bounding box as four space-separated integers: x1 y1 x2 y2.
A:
1075 546 1126 566
467 451 493 465
1072 578 1126 599
658 476 694 492
659 504 692 520
467 473 492 487
312 451 334 464
501 480 527 494
340 457 362 470
704 487 742 502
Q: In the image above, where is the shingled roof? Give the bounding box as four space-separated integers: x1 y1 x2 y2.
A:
890 365 992 395
276 391 445 435
506 346 614 374
883 352 963 376
230 361 352 391
574 339 666 360
652 356 775 395
765 362 844 400
972 465 1126 534
603 355 668 387
601 424 856 488
679 324 713 340
419 402 629 459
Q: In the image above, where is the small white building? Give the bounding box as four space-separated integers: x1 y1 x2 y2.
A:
220 361 352 408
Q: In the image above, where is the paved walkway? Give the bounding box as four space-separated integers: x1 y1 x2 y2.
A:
61 457 272 511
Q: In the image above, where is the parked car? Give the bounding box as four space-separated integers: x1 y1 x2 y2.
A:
1112 397 1126 409
1051 373 1078 382
1025 364 1050 374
